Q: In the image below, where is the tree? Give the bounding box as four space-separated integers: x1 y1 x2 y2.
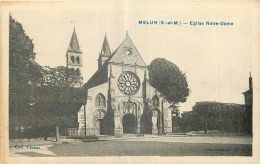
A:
181 111 194 132
40 66 82 87
9 15 85 140
192 103 211 133
11 66 85 140
149 58 190 104
171 105 182 132
9 15 43 129
190 102 248 134
31 67 85 140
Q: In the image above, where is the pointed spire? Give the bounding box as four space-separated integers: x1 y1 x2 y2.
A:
100 33 111 56
68 27 81 53
126 31 128 37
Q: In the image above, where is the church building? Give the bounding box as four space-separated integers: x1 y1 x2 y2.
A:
66 28 173 137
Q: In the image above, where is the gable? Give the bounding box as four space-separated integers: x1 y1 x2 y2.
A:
85 33 147 89
108 34 146 66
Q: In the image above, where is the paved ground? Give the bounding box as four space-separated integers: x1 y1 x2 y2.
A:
9 135 252 157
126 135 252 144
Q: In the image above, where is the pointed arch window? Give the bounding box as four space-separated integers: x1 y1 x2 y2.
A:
71 56 75 63
152 95 159 108
95 93 106 107
76 56 80 64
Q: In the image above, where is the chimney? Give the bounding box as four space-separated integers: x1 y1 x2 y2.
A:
249 72 252 91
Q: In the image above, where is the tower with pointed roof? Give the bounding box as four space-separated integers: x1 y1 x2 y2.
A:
66 27 83 79
97 34 111 69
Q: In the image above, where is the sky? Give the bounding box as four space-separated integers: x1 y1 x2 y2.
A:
10 3 254 113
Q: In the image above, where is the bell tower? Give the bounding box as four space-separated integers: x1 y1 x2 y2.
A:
97 33 111 69
66 27 83 77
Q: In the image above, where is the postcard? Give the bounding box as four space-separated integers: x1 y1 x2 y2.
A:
1 1 260 164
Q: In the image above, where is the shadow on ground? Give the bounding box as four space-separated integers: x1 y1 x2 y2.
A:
48 141 252 156
15 152 56 157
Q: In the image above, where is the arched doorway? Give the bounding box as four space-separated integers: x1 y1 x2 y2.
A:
123 114 136 134
99 119 105 135
94 109 106 135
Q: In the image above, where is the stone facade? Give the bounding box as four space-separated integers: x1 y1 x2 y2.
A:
68 30 173 137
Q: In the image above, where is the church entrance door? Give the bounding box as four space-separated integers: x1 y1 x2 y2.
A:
123 114 136 134
100 119 105 135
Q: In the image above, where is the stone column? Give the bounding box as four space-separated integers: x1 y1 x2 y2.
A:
109 66 123 137
81 96 93 137
162 101 173 133
114 108 123 138
77 105 85 137
152 110 158 134
166 106 173 133
136 116 141 134
152 116 158 134
158 114 162 135
161 100 165 134
95 120 100 136
135 104 141 134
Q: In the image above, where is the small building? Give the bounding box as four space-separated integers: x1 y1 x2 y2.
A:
242 73 253 109
242 73 253 134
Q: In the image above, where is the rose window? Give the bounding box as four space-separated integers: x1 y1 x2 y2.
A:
117 72 140 95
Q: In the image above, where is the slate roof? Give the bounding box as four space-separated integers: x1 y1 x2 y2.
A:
68 27 81 53
85 62 108 89
100 34 111 57
242 89 252 95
